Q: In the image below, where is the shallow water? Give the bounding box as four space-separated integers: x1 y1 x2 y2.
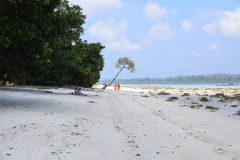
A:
121 83 240 88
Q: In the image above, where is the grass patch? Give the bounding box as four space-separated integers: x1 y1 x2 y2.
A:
141 95 149 97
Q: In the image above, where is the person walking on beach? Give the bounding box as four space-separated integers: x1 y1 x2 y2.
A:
114 83 117 90
117 83 120 90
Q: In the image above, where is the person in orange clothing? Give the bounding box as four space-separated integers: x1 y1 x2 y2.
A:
117 83 120 90
114 83 117 90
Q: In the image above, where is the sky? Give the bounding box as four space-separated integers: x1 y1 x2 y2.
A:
69 0 240 80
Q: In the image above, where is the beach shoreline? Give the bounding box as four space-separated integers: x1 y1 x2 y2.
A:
0 86 240 160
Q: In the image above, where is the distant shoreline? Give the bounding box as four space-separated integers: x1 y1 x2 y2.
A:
103 83 240 88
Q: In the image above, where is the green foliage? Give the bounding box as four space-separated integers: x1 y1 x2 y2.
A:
115 57 135 73
0 0 104 87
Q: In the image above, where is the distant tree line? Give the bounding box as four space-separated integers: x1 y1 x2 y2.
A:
99 74 240 84
0 0 104 87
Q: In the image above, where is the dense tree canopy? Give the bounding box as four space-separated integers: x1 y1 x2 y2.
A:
0 0 104 87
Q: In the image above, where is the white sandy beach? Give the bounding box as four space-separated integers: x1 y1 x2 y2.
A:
0 86 240 160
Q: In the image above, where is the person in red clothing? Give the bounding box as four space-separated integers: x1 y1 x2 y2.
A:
117 83 120 90
114 83 117 90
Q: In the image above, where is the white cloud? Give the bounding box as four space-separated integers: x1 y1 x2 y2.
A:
89 19 142 52
219 7 240 36
88 19 128 41
208 42 219 51
202 7 240 37
143 2 168 20
197 8 224 20
190 50 201 57
137 53 158 65
149 22 174 41
175 49 185 55
142 37 152 47
211 51 223 57
171 9 178 15
181 20 194 33
106 38 142 51
202 22 217 35
69 0 123 16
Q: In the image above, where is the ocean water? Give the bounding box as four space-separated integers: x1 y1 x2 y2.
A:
120 83 240 88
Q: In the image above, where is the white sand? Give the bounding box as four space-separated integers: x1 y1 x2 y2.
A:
0 86 240 160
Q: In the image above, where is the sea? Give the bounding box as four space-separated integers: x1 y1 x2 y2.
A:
120 83 240 88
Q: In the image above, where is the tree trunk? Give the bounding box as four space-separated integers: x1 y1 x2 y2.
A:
108 65 125 86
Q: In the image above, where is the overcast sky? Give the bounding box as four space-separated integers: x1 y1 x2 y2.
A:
69 0 240 79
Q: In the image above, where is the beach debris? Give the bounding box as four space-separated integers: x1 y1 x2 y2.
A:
182 93 190 96
166 98 173 102
191 101 198 104
200 97 209 101
219 99 225 102
216 93 224 97
169 96 178 100
234 110 240 116
136 154 141 156
74 117 80 127
157 91 170 95
166 96 178 101
190 105 197 109
205 106 219 110
44 91 53 93
141 95 149 97
88 101 95 103
203 94 208 96
234 93 240 97
230 105 238 108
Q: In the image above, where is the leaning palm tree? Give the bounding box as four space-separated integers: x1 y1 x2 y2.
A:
108 57 135 86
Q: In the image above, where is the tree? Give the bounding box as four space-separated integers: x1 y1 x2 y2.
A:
0 0 105 87
0 0 61 84
108 57 135 86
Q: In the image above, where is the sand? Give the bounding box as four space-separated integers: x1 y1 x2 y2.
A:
0 86 240 160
